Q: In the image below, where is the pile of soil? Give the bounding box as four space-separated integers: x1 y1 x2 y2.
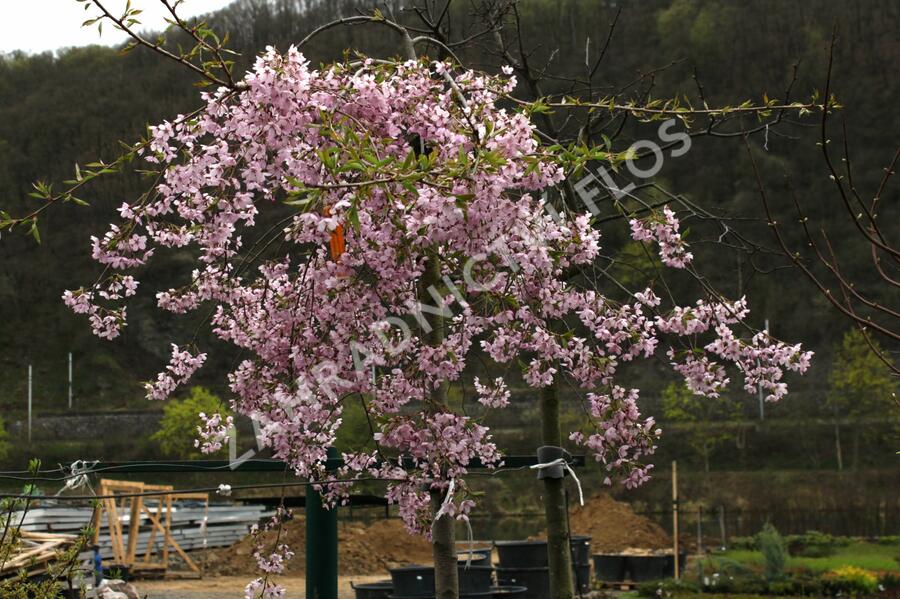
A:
203 517 433 576
568 493 671 553
339 519 434 574
203 494 668 576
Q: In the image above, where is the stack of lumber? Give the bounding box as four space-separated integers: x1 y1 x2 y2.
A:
0 530 76 577
9 503 271 562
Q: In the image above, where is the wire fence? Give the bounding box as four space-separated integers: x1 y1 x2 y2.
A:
3 460 897 545
653 504 900 543
340 503 900 545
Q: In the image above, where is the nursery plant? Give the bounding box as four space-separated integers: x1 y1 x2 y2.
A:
3 3 824 598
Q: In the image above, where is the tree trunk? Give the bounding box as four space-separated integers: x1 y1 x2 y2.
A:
834 422 843 471
431 489 458 599
541 382 574 599
409 10 454 580
422 256 458 599
852 426 860 472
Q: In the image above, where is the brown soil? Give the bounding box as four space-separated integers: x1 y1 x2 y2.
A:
139 576 386 599
567 493 671 553
203 517 433 576
203 493 668 576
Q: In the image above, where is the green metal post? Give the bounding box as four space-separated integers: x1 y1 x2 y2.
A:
306 447 338 599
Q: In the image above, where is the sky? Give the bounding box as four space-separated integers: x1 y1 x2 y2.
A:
0 0 235 54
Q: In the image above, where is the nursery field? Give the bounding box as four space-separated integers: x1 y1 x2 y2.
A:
653 538 900 599
706 542 900 573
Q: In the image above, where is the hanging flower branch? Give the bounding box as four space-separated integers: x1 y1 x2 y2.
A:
63 47 811 542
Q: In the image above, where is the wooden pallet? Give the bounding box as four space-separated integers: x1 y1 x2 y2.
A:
91 479 209 577
0 530 76 578
12 503 271 560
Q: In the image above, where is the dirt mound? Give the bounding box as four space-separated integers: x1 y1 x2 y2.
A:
568 493 671 553
339 519 435 573
204 517 433 576
203 494 667 576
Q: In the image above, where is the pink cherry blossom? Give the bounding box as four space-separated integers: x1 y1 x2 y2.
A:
474 377 511 408
630 206 693 268
65 48 812 544
196 412 233 454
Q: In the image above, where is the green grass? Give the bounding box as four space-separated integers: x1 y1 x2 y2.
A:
651 596 771 599
708 542 900 573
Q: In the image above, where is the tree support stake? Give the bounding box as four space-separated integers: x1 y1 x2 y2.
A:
306 447 338 599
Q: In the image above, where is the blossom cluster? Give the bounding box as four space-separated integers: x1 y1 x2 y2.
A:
474 377 511 409
243 507 294 598
195 411 233 454
144 344 207 401
66 48 812 540
62 282 129 340
630 206 694 268
569 386 659 488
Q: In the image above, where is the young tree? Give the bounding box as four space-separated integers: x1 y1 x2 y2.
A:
661 382 741 473
827 329 897 470
150 386 230 459
749 31 900 377
757 523 787 582
58 48 811 597
7 4 821 598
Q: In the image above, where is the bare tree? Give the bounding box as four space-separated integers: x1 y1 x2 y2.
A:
748 29 899 378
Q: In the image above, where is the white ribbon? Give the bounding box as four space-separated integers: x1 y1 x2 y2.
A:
529 458 584 506
433 478 456 522
56 460 98 496
431 479 477 568
460 515 475 569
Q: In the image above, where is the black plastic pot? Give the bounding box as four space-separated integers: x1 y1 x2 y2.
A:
625 555 668 582
496 563 590 599
569 535 592 565
491 586 529 598
593 554 627 582
572 563 591 593
459 565 494 594
495 566 548 599
495 540 547 568
495 537 591 569
389 565 435 597
663 553 687 578
458 551 492 567
353 580 394 599
388 592 493 598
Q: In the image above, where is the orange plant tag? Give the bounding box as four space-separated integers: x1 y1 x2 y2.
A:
323 206 345 259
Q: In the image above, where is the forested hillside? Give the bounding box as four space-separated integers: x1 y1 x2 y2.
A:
0 0 896 471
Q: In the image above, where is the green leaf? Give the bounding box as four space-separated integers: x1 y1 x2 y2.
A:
401 180 418 197
347 206 360 231
401 149 416 170
454 193 474 209
283 195 313 207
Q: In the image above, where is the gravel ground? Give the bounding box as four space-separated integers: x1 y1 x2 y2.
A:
137 575 387 598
